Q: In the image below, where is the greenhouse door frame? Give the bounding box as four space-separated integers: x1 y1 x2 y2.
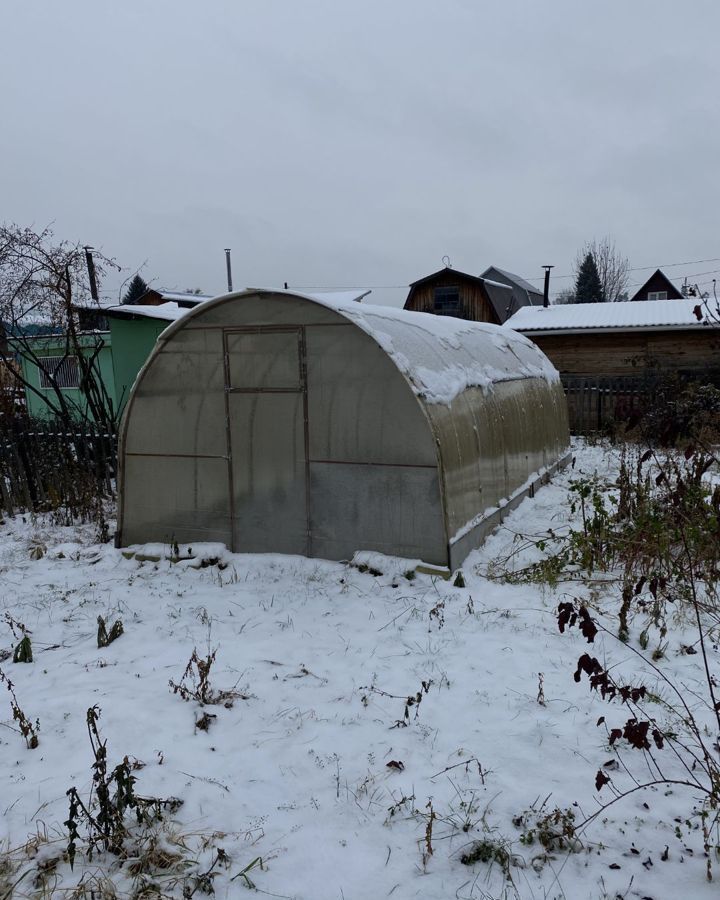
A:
222 325 311 556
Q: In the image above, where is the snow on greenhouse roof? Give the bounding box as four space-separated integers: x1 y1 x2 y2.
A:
505 298 716 333
266 289 561 406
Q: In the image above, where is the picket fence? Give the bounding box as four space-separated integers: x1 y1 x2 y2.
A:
0 417 117 517
562 375 649 435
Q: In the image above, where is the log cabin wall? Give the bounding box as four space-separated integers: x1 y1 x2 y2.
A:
404 270 500 324
528 329 720 377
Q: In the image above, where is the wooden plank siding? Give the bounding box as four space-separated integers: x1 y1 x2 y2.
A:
528 330 720 378
404 270 501 324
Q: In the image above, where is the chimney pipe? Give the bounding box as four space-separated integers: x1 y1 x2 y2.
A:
84 246 99 302
542 265 554 308
224 248 233 293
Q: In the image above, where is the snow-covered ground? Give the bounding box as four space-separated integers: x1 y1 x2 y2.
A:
0 443 716 899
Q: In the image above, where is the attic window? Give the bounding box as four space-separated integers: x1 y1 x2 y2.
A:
434 286 461 315
647 291 668 301
38 356 80 389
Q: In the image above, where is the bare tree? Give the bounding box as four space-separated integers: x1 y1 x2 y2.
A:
574 236 630 302
554 287 576 305
0 224 119 430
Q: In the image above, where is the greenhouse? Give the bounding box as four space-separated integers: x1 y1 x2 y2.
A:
116 289 570 569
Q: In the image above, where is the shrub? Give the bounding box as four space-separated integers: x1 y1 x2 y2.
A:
65 707 182 868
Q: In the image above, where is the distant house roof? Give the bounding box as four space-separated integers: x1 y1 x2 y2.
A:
505 298 716 335
102 301 203 323
629 269 684 302
480 266 544 300
134 289 213 308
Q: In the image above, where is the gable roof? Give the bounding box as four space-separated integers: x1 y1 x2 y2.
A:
505 298 716 334
629 269 683 301
480 266 544 299
408 267 483 289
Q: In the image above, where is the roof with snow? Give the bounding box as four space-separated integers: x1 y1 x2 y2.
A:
102 301 203 322
504 298 716 334
136 289 214 307
104 290 371 325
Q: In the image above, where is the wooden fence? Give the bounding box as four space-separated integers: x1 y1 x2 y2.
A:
0 416 117 517
562 376 650 435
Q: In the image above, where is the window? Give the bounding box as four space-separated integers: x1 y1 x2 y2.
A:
647 291 668 301
434 286 461 316
38 356 80 389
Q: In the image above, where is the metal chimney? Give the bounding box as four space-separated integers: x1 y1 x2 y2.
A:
542 265 554 308
224 249 233 293
84 246 99 302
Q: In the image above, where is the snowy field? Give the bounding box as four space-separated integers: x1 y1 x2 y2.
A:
0 442 717 900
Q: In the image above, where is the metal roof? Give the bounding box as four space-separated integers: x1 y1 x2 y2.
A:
481 266 544 298
505 298 716 333
102 302 200 322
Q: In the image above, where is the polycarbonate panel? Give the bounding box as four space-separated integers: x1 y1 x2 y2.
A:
226 330 302 390
306 325 437 466
309 462 446 564
229 392 308 555
427 377 569 542
185 293 342 328
120 455 231 546
125 328 226 457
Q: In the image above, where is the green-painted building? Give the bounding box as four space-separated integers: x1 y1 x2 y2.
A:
107 314 173 412
18 291 212 422
18 331 117 421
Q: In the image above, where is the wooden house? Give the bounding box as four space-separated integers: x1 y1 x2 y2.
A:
403 266 533 324
505 299 720 431
505 299 720 378
630 269 683 302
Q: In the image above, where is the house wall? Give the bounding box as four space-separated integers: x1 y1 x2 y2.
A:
405 270 498 323
526 329 720 377
20 334 116 421
109 317 169 412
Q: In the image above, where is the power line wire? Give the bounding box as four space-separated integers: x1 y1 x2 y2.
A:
288 256 720 291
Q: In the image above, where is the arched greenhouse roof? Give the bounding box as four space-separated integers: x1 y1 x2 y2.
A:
117 289 569 569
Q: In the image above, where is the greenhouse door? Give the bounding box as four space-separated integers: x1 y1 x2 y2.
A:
224 327 310 555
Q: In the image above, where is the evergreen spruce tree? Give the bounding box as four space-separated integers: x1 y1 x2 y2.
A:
574 253 605 303
122 274 149 305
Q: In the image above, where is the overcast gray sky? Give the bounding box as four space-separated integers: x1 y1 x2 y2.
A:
2 0 719 305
